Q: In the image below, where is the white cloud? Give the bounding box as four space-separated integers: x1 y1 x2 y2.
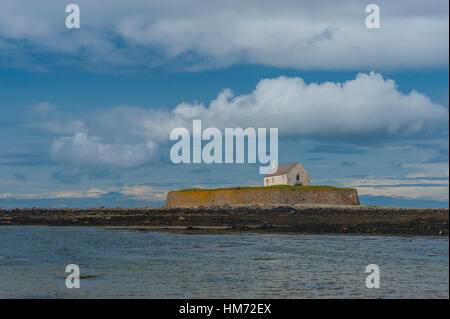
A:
342 175 449 202
356 186 449 202
45 72 448 167
50 188 107 199
117 7 448 71
345 177 449 187
0 188 106 200
173 72 448 139
120 185 167 201
51 132 157 167
0 0 447 71
0 185 167 201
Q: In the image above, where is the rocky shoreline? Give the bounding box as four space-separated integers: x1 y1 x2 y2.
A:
0 204 448 236
165 187 360 207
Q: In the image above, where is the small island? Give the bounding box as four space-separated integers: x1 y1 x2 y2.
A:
0 162 448 236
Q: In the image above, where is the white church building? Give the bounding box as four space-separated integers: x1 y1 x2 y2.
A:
264 162 310 186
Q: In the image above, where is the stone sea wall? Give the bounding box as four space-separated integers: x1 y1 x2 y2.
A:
165 188 360 208
1 206 448 236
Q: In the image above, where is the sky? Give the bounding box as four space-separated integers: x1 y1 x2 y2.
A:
0 0 448 208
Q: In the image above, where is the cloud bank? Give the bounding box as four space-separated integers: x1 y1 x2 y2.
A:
0 0 448 71
344 175 449 202
0 185 167 204
32 72 448 167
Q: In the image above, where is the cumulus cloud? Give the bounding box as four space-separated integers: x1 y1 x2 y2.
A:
0 0 447 71
51 132 157 167
43 72 448 167
173 72 448 139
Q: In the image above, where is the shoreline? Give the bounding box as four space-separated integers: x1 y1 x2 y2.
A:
2 224 449 237
0 205 448 236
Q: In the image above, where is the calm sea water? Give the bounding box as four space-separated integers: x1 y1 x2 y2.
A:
0 226 448 298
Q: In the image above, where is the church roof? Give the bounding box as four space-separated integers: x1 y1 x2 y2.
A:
264 162 298 177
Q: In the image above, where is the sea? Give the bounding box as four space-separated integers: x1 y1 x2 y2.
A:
0 226 448 298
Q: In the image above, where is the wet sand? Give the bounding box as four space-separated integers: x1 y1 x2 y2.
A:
0 204 448 236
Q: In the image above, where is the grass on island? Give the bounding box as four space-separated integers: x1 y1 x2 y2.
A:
178 185 355 191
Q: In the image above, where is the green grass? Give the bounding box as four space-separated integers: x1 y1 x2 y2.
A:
178 185 355 191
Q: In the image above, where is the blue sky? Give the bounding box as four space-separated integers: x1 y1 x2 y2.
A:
0 0 448 208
